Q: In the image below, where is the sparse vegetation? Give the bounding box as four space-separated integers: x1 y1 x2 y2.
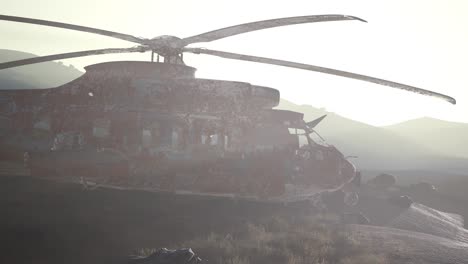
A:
162 215 389 264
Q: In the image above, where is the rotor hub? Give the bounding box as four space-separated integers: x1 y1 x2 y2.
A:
145 35 184 57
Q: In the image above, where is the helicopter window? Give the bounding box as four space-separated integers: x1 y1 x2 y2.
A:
142 129 152 148
297 134 308 148
209 134 218 145
92 119 110 138
73 133 85 150
160 125 172 147
288 128 306 135
201 133 208 145
33 119 51 131
171 129 179 149
51 132 84 151
287 128 308 147
51 134 64 151
224 135 229 150
150 123 160 146
191 119 203 145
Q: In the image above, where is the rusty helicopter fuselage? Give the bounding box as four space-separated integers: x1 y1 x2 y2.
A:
0 61 356 200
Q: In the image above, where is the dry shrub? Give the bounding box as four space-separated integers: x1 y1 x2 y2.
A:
170 214 388 264
339 253 389 264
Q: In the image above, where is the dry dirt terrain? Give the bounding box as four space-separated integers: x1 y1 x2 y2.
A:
348 224 468 264
2 175 468 264
0 175 312 264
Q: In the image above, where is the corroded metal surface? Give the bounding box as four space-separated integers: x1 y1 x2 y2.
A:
85 61 196 79
0 61 356 200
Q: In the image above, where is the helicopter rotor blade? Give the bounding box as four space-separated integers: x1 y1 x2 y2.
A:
0 14 146 44
181 14 366 45
0 47 148 70
184 48 456 105
306 115 327 129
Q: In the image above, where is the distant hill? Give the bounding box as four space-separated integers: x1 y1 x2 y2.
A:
0 49 83 89
277 100 468 172
385 117 468 159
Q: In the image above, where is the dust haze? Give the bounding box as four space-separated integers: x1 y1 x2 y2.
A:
1 3 468 264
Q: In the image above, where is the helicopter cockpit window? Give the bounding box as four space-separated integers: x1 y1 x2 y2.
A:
288 128 309 148
297 135 308 148
309 132 328 147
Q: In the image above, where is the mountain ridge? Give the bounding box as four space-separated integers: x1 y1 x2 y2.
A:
0 49 83 89
385 116 468 159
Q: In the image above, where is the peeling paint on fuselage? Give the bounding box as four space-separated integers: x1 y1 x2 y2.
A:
0 61 355 199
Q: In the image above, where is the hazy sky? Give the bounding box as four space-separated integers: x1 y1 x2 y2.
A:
1 0 467 126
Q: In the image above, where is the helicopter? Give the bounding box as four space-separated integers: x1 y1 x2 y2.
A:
0 14 456 201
